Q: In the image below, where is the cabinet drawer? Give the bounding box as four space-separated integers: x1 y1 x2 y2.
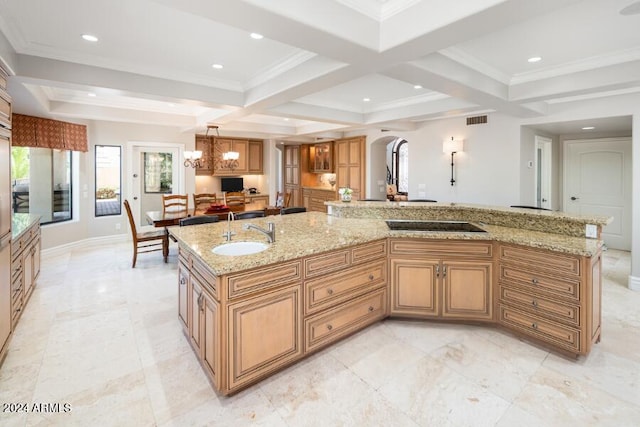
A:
305 259 386 315
500 245 580 277
304 249 350 278
500 286 580 327
227 260 302 299
351 240 387 265
305 288 387 353
500 265 580 301
499 305 580 353
192 256 218 299
389 239 493 258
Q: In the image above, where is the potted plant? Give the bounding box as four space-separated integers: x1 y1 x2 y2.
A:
338 187 353 202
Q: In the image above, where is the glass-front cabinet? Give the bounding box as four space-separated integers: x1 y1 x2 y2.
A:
310 142 333 173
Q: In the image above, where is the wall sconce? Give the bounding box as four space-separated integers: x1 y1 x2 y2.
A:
443 137 464 186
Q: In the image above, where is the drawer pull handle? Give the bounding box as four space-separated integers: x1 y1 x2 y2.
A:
531 323 538 329
532 300 538 307
532 278 539 284
368 306 374 312
326 324 333 331
368 274 374 280
327 288 333 295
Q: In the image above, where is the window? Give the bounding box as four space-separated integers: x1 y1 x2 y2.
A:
11 147 73 224
388 138 408 194
95 145 121 216
144 152 173 193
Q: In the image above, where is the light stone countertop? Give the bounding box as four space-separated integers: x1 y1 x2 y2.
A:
12 213 41 240
169 211 604 277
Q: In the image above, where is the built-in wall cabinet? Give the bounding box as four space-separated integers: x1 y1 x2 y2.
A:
195 136 263 176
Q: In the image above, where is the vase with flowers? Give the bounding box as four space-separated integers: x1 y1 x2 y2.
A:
338 187 353 202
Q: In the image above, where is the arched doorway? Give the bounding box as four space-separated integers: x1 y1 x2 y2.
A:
368 135 408 199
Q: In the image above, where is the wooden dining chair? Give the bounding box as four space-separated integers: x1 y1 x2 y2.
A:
224 191 246 213
162 194 189 215
234 210 265 220
192 193 217 215
275 191 292 208
124 199 168 268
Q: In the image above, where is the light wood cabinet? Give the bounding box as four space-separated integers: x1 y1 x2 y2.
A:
302 240 388 354
497 243 602 356
10 220 41 330
309 142 333 173
227 284 303 391
247 140 263 174
284 145 311 207
303 188 336 212
194 136 263 176
335 136 366 200
389 239 493 322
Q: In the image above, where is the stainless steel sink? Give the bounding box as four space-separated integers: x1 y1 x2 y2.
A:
385 220 487 233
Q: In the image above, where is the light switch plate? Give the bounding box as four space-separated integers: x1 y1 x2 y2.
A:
585 224 598 238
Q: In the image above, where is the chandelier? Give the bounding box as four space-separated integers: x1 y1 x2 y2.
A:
184 125 240 170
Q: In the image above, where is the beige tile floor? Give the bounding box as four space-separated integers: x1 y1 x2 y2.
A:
1 243 639 426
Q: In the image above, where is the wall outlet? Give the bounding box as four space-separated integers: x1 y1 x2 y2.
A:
585 224 597 238
115 223 121 230
379 186 385 193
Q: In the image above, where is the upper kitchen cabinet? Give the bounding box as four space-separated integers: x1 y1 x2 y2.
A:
195 135 214 176
335 136 366 200
194 136 263 176
309 142 333 173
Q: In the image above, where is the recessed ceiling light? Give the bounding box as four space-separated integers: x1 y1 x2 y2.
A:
87 92 96 97
414 85 422 89
363 98 371 102
168 103 175 107
527 56 542 63
283 118 290 121
212 63 223 69
250 33 264 40
582 126 595 130
82 34 98 42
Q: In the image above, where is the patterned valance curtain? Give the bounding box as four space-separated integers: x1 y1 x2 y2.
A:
11 113 88 152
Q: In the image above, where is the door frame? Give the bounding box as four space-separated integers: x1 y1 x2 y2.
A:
534 136 552 209
563 136 632 250
125 141 186 230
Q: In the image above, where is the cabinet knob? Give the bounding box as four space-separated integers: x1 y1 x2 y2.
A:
327 288 333 295
531 278 539 284
531 323 538 329
368 306 374 312
368 274 374 280
326 324 333 331
179 277 186 285
531 300 538 307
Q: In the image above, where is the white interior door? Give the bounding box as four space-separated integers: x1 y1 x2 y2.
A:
127 142 184 229
564 137 632 250
535 136 552 209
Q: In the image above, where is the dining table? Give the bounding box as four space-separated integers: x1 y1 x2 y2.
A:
145 202 269 228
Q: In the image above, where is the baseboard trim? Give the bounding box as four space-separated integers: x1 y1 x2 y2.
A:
42 234 129 259
629 275 640 292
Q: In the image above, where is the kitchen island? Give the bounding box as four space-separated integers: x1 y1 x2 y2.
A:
169 205 609 395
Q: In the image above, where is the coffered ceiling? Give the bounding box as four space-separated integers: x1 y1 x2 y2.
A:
0 0 638 139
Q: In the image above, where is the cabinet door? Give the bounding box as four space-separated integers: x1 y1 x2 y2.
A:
195 135 213 175
200 290 220 387
442 261 493 321
284 146 300 186
227 284 303 392
32 237 40 282
213 139 248 175
22 245 34 298
247 141 263 174
178 262 189 330
189 277 204 354
390 258 439 317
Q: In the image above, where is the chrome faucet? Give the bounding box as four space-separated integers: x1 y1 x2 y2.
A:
242 222 276 243
222 212 236 241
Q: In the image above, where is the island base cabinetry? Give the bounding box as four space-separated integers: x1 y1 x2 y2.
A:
497 244 602 357
389 239 493 322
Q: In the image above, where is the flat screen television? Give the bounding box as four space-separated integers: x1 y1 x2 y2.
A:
221 177 243 193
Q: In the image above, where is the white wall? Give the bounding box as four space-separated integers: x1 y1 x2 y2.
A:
358 113 521 206
40 120 195 249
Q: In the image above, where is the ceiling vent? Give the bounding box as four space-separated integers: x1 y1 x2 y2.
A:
466 115 488 126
